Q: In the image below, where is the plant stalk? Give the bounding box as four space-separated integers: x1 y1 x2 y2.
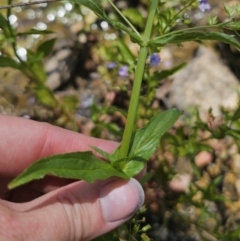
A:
107 0 141 37
119 0 158 159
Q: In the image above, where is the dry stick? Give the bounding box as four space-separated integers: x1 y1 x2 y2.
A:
0 0 61 10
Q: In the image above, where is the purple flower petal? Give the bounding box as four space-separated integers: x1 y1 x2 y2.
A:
198 0 210 12
149 53 161 67
107 62 117 69
118 65 129 77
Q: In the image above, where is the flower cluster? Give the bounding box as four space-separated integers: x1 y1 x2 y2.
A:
198 0 210 12
107 53 161 77
107 62 129 77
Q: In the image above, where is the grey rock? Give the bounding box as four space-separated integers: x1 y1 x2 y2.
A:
55 48 71 61
44 38 77 90
46 72 61 90
44 57 58 73
168 47 240 119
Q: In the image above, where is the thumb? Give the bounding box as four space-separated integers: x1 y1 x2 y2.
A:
5 178 144 241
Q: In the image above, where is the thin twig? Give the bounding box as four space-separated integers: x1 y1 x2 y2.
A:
0 0 61 10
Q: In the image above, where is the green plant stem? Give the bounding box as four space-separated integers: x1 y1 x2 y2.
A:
119 0 158 160
107 0 141 37
7 0 21 63
152 20 232 42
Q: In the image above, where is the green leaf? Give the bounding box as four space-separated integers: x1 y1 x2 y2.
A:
129 108 181 160
110 21 142 44
224 2 234 16
141 233 151 241
111 109 181 177
62 96 78 112
27 50 47 83
30 61 47 84
212 175 223 186
90 146 114 162
27 49 44 63
228 21 240 31
207 16 218 26
122 8 144 27
0 13 8 31
122 157 145 177
109 106 127 118
150 32 240 49
90 144 127 168
123 108 181 177
225 129 240 140
96 122 122 137
0 56 20 69
153 63 187 82
34 85 57 107
37 38 56 58
17 29 54 36
0 13 14 38
111 145 121 164
116 39 136 65
8 151 128 189
209 194 230 202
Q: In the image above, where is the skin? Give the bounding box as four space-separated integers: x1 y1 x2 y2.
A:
0 115 144 241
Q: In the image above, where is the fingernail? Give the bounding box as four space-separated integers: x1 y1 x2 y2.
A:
99 178 144 222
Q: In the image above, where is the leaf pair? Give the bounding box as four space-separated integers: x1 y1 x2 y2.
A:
8 109 181 189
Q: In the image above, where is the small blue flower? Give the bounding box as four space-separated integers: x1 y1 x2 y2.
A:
198 0 210 12
118 65 129 77
149 53 161 67
107 62 117 69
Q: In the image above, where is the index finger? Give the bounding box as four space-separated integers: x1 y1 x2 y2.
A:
0 115 118 176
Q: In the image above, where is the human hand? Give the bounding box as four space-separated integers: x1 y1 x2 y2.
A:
0 115 144 241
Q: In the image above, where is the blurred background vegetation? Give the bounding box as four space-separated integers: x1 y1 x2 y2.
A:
1 0 240 240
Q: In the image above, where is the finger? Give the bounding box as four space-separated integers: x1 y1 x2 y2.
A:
0 115 118 176
2 178 144 241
